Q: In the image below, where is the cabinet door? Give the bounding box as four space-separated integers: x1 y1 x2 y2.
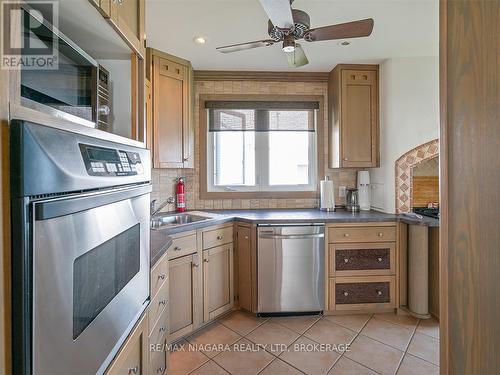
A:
153 56 187 168
237 227 252 311
168 254 201 341
110 0 145 56
203 244 234 321
145 79 152 151
341 69 378 167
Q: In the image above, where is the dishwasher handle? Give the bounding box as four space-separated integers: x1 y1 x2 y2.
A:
258 233 325 240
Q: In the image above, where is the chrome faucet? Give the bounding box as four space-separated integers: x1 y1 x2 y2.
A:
150 196 175 217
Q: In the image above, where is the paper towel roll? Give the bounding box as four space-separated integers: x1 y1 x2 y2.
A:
320 177 335 211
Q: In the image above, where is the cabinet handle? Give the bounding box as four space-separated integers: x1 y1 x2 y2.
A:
343 158 348 161
343 291 349 296
157 366 165 374
158 274 166 280
159 299 167 306
204 258 209 263
128 366 138 374
376 290 383 296
244 235 249 239
217 235 223 240
183 157 189 162
174 246 181 251
343 258 349 263
343 233 350 237
377 257 383 262
159 326 166 333
192 263 199 268
377 233 383 237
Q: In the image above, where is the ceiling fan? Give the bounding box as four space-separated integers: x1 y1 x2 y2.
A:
216 0 374 68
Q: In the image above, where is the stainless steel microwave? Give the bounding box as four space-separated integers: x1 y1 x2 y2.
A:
18 5 101 128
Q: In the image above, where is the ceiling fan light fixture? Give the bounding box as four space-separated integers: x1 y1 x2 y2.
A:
282 35 295 52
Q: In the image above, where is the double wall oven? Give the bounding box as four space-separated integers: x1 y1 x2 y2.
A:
11 120 151 374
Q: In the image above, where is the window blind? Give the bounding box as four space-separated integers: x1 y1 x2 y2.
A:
206 101 318 132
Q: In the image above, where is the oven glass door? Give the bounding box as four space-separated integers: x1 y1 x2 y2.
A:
33 188 149 375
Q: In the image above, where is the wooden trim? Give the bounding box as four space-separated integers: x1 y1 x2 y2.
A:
199 94 325 200
194 70 329 82
439 1 449 373
148 48 192 68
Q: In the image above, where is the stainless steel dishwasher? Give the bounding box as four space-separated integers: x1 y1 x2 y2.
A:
257 223 325 314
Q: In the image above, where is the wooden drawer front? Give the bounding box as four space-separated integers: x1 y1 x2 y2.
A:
150 349 167 375
151 256 168 299
149 300 169 340
168 234 197 260
149 281 168 332
333 276 395 310
330 243 395 276
158 57 185 80
202 226 233 249
329 226 396 243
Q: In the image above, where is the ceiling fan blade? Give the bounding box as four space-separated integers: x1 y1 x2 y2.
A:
304 18 374 42
258 0 294 29
216 40 275 53
285 43 309 68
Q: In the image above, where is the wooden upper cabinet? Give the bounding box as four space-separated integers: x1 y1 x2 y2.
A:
150 49 194 168
90 0 145 58
328 64 379 168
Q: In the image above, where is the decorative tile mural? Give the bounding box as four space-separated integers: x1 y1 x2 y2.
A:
394 139 439 213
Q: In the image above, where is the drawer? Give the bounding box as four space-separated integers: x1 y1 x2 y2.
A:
149 280 168 332
158 57 185 80
151 255 169 299
329 243 395 276
168 233 197 260
202 226 233 250
149 304 168 345
331 276 395 311
329 226 396 243
150 349 167 375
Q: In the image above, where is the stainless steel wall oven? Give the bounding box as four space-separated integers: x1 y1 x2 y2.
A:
10 120 151 374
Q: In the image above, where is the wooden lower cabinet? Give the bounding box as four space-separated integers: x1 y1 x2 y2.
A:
236 225 253 311
168 253 202 341
203 244 234 321
106 314 148 375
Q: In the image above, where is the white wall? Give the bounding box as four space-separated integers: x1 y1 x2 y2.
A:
370 57 439 213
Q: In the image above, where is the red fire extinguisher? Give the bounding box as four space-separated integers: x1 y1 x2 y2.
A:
176 177 186 212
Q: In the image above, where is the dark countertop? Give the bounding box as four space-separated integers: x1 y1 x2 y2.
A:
150 208 438 267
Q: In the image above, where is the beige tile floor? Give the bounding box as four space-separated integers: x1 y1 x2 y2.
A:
167 311 440 375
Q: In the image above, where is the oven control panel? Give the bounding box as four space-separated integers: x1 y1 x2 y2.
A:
79 143 144 177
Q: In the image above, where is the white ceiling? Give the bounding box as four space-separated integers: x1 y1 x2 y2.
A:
146 0 438 72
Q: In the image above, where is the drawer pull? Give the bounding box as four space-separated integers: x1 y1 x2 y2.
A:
192 262 199 268
343 258 349 263
204 258 209 263
377 257 383 262
157 366 165 374
376 290 383 296
343 233 350 237
128 366 139 374
174 246 181 251
159 326 166 333
378 233 383 237
158 274 166 280
159 299 167 306
343 291 349 296
217 235 223 240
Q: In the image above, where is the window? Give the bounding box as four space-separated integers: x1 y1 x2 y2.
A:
204 99 319 194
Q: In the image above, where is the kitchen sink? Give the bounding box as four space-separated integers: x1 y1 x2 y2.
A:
151 213 210 229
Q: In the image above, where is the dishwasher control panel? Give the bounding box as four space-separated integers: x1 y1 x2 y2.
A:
79 143 144 176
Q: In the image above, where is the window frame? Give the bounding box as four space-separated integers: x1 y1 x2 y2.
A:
200 94 324 199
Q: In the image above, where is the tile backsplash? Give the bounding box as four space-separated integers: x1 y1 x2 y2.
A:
151 80 357 211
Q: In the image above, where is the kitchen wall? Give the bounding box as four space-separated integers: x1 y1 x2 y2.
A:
370 56 439 213
151 80 357 211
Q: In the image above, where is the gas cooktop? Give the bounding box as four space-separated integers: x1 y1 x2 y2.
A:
413 207 440 219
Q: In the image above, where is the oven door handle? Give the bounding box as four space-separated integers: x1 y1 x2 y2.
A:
35 184 152 220
258 233 324 239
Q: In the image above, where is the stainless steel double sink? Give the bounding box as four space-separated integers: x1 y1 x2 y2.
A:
151 212 211 230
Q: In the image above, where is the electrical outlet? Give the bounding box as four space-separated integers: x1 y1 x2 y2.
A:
339 185 347 198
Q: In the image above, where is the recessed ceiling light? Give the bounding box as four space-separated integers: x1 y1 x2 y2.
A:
193 36 207 44
339 41 350 46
